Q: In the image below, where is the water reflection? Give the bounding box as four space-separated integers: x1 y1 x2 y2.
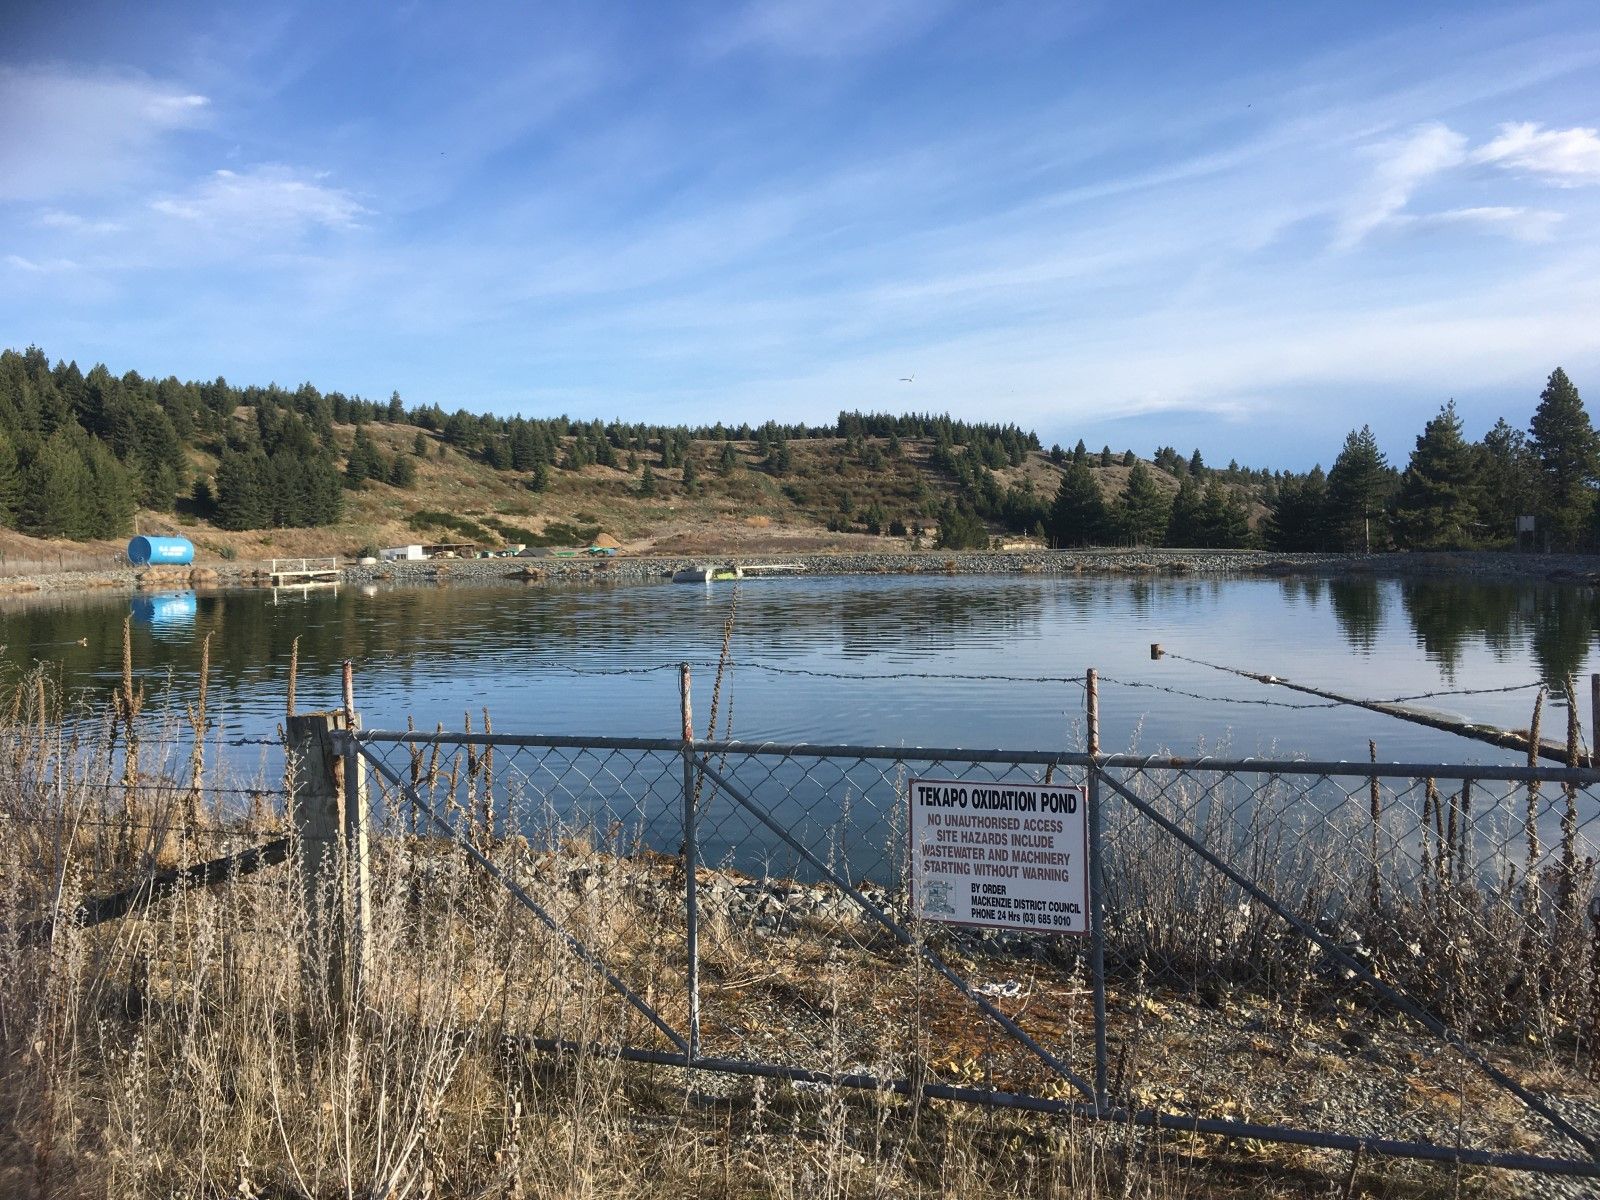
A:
0 574 1596 763
130 591 197 637
1328 579 1386 652
1396 581 1600 687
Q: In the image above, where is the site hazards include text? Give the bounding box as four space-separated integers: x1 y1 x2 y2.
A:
909 778 1090 935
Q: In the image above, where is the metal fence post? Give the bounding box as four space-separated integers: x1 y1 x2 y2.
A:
1086 668 1109 1110
680 663 701 1063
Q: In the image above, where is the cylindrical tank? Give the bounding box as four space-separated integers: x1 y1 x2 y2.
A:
127 536 195 566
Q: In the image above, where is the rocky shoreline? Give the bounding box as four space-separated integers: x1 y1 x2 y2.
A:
2 547 1598 597
333 547 1600 588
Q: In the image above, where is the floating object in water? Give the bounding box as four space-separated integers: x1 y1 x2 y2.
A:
673 563 744 584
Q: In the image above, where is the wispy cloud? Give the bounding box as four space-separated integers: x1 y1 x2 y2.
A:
707 0 949 58
1415 205 1564 241
36 210 125 236
1334 123 1467 249
1472 121 1600 185
150 166 367 236
5 254 80 274
0 66 208 201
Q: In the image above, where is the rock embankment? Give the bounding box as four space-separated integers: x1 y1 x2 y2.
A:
343 548 1600 588
3 548 1599 596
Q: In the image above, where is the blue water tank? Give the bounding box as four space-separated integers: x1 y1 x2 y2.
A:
127 536 195 566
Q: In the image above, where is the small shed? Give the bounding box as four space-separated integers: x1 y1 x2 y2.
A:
381 545 425 561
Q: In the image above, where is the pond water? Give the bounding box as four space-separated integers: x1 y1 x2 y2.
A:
5 572 1598 766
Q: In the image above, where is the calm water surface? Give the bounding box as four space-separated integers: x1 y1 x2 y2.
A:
4 573 1597 766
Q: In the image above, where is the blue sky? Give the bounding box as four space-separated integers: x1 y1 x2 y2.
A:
3 0 1599 467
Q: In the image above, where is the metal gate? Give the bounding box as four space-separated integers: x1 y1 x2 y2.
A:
344 720 1600 1180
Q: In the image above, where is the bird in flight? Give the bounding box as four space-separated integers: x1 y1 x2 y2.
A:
899 374 914 383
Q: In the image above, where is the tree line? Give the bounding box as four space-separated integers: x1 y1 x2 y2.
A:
1260 369 1593 553
3 346 1591 553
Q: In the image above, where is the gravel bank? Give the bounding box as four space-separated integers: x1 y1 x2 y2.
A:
2 548 1598 597
345 548 1600 588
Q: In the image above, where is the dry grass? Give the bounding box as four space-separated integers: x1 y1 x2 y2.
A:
0 653 1588 1197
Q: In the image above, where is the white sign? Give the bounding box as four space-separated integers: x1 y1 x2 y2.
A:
909 777 1090 935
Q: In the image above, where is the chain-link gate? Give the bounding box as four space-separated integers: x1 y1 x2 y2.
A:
344 722 1600 1181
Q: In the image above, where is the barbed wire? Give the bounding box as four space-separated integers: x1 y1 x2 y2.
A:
1096 677 1336 709
425 655 1550 716
51 781 283 797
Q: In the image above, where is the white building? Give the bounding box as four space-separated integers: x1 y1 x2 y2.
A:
381 545 425 561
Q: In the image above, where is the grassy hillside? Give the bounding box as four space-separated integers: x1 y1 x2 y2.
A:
0 418 1274 570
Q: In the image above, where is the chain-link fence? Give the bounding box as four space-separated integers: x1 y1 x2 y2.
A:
347 724 1600 1180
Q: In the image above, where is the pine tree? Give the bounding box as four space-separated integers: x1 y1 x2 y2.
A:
1477 418 1536 543
1325 426 1393 552
639 464 657 496
22 431 91 537
1099 446 1112 467
1392 401 1481 549
84 438 136 537
1165 476 1204 546
1046 460 1108 546
413 431 428 456
1073 439 1087 464
718 442 738 475
389 453 417 488
1115 461 1170 545
1528 367 1598 549
214 449 267 531
0 431 20 527
528 460 550 493
191 476 216 518
935 502 989 549
1198 479 1251 548
1263 468 1329 550
346 427 376 487
681 453 698 492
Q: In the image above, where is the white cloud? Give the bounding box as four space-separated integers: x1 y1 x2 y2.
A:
1334 122 1467 249
5 254 79 273
1418 205 1563 241
37 210 125 235
150 166 367 236
1472 122 1600 185
708 0 949 59
0 66 208 201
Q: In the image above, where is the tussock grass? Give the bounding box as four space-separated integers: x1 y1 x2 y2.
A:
0 654 1585 1196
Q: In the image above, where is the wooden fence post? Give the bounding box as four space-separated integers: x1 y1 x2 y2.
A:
287 709 371 1008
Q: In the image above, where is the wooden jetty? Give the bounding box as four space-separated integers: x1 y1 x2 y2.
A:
269 557 341 586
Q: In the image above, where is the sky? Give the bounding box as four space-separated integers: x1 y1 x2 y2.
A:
3 0 1599 468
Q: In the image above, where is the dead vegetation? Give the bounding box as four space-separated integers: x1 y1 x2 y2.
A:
0 638 1596 1197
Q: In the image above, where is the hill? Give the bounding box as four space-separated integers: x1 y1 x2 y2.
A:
0 346 1272 566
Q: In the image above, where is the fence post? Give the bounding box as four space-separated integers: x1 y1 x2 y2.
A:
1591 673 1598 769
288 705 371 1010
680 663 700 1063
1086 667 1110 1110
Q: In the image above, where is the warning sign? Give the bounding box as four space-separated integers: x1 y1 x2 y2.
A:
909 778 1090 935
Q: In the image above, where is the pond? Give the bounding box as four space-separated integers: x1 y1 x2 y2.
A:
4 572 1595 765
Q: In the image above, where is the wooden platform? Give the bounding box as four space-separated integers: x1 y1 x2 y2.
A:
269 557 341 585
